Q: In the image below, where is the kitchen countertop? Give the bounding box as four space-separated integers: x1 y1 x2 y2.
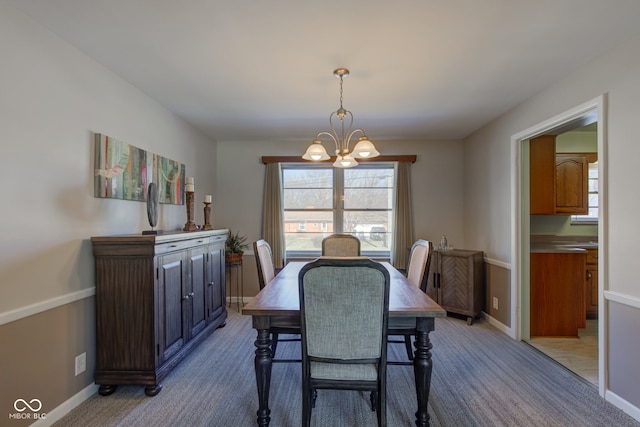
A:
530 236 598 253
530 243 588 254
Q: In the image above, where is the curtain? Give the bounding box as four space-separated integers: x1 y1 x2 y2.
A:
392 161 413 270
261 162 285 267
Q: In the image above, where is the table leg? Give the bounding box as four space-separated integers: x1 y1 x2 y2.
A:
413 318 434 427
254 327 272 427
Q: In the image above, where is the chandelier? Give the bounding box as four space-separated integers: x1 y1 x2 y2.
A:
302 68 380 168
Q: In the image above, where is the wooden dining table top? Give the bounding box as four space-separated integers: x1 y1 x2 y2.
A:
243 261 446 318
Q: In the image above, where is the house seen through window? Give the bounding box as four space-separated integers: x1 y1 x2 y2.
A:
282 164 395 258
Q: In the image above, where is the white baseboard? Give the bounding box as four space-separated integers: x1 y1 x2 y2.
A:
31 383 99 427
480 312 516 339
605 389 640 422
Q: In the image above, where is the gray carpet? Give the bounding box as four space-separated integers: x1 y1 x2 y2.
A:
54 309 639 427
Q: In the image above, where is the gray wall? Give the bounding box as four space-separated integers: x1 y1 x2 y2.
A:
0 3 218 421
463 33 640 414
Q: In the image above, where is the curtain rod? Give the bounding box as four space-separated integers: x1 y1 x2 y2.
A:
261 155 417 164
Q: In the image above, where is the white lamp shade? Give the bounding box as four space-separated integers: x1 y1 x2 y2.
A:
302 140 330 161
352 137 380 159
333 154 358 168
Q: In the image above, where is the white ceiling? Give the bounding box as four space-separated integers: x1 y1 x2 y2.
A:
8 0 640 142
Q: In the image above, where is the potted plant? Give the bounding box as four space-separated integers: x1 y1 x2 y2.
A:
225 230 248 263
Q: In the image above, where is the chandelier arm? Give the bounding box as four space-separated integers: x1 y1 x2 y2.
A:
345 128 366 150
328 110 355 153
315 131 340 154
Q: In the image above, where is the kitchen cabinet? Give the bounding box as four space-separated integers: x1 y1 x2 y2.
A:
530 250 586 337
585 248 599 318
530 135 589 215
426 249 484 325
91 229 228 396
555 154 588 214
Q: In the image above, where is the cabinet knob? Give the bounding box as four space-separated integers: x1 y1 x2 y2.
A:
182 294 190 300
208 281 214 287
189 292 194 297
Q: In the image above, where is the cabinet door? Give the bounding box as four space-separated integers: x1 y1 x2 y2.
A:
587 267 598 315
530 135 556 215
555 154 588 214
187 246 208 338
586 248 599 317
158 252 186 362
438 253 472 313
207 244 225 320
424 252 440 302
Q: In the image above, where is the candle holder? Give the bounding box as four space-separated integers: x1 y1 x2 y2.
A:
183 191 197 231
203 201 213 230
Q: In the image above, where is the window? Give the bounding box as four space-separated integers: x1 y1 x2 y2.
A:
572 157 598 224
282 164 395 258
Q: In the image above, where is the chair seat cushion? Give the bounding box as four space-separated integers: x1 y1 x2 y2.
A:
310 361 378 381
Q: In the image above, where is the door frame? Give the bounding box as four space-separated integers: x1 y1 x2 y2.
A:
510 94 607 395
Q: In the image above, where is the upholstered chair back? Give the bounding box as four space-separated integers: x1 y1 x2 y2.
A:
321 234 361 257
254 239 276 290
406 240 432 292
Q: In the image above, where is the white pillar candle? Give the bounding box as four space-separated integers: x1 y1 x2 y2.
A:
186 177 194 185
185 184 194 192
204 195 212 203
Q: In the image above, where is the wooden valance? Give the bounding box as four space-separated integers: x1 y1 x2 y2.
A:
261 155 417 164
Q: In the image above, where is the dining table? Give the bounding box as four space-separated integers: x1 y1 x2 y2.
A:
242 260 447 427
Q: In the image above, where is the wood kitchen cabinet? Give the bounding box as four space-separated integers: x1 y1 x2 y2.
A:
426 249 484 325
91 229 228 397
555 154 588 214
530 135 589 215
530 250 586 337
585 248 599 318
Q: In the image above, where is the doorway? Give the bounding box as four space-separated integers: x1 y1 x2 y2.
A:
510 96 606 395
525 122 599 386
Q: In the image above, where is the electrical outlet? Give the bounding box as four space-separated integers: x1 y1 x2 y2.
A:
492 297 499 310
75 352 86 376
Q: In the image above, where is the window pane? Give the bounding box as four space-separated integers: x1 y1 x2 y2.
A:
283 188 333 209
283 168 333 209
283 169 332 188
284 210 332 252
344 168 394 209
345 211 392 253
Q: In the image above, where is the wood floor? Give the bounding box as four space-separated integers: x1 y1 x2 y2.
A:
527 319 598 386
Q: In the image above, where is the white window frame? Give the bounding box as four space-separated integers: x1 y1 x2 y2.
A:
282 162 395 259
571 157 598 225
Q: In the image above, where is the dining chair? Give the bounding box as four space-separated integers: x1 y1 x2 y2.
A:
253 239 300 362
321 234 361 257
299 257 390 427
388 240 432 362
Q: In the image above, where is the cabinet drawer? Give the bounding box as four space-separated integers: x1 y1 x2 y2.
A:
209 234 226 246
156 238 210 255
586 249 598 265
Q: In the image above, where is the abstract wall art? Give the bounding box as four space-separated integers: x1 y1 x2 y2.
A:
93 133 184 205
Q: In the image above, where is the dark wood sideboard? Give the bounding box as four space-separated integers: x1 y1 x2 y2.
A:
91 229 228 396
